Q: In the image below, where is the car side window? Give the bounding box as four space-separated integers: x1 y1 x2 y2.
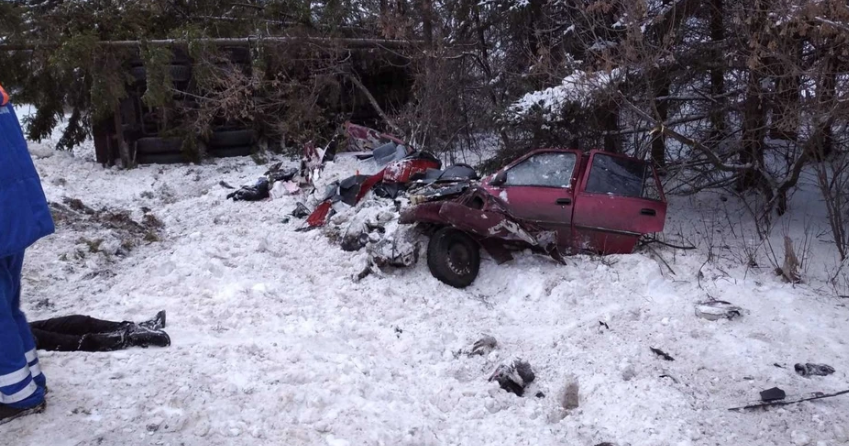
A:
504 152 577 188
585 153 659 199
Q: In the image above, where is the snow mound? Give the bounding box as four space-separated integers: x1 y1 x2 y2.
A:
5 146 848 446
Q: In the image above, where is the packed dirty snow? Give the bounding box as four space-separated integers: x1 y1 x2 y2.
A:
5 124 849 446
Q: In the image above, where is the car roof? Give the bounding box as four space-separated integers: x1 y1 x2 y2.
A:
527 148 646 163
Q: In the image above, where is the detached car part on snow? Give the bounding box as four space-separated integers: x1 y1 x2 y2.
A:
305 151 443 227
300 121 414 185
401 149 668 288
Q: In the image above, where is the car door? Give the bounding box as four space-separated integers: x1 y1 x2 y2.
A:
571 150 667 254
484 150 581 248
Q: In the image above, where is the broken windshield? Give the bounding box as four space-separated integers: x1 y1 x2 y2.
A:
504 152 576 188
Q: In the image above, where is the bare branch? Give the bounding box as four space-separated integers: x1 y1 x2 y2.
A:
343 72 403 136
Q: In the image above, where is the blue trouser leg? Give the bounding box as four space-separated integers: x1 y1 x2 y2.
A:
0 252 45 409
7 254 45 388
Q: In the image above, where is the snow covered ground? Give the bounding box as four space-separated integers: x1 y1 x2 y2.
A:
5 118 849 445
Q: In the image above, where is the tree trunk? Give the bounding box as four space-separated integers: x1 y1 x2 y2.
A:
419 0 434 48
708 0 725 138
815 52 837 159
652 76 670 171
602 103 620 153
737 0 769 193
770 37 801 141
737 70 767 192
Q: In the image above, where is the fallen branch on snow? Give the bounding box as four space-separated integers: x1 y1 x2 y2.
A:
728 388 849 411
639 236 696 250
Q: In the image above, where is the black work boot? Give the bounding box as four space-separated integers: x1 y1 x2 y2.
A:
127 326 171 348
0 401 46 426
138 310 167 330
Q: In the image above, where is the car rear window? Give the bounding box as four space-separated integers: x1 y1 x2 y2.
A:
504 152 577 188
585 154 659 199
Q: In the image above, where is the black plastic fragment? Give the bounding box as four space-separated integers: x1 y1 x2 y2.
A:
291 203 311 218
650 347 674 361
760 387 786 402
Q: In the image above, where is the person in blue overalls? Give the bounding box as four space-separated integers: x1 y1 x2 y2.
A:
0 83 55 424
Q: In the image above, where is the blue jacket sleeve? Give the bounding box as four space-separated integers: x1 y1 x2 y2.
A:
0 101 55 257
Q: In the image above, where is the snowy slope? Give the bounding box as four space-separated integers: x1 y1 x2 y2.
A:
4 134 849 445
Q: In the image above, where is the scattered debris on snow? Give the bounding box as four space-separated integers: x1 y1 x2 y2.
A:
794 363 835 377
558 377 580 411
650 347 675 361
489 359 536 397
49 197 163 262
761 387 786 402
729 388 849 411
695 299 744 321
470 335 498 356
8 115 849 445
226 164 298 201
290 202 311 218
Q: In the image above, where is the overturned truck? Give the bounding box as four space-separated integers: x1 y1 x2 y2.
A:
91 40 414 166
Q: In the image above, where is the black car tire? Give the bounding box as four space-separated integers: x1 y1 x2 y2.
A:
427 227 481 288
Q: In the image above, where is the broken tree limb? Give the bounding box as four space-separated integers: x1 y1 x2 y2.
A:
814 17 849 34
619 95 751 173
620 94 791 214
343 72 403 136
639 236 697 250
644 244 677 276
728 388 849 411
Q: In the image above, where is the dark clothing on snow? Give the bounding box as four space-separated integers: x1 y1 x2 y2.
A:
30 312 170 352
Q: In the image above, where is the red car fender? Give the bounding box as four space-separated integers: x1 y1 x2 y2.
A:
399 202 445 225
438 202 538 245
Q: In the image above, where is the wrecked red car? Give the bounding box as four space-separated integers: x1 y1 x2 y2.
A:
401 149 667 288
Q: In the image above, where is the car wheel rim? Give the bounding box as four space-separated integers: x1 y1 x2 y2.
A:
447 242 471 275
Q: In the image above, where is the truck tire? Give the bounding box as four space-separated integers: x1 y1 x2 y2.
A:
208 145 253 158
136 152 188 165
135 137 183 154
169 65 192 83
209 129 256 148
128 65 192 84
427 227 480 288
